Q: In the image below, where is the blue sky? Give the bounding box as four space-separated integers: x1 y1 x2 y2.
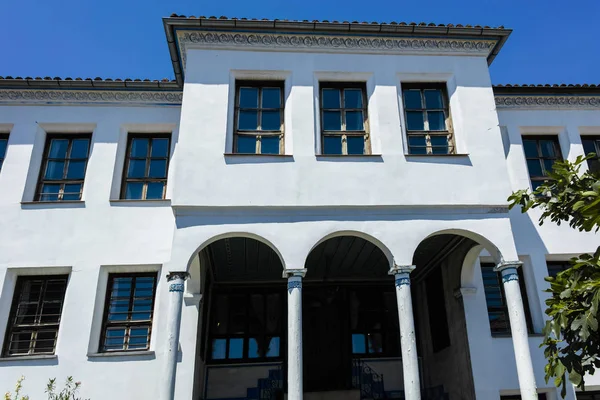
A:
1 0 598 84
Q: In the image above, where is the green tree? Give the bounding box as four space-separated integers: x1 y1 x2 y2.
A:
508 154 600 397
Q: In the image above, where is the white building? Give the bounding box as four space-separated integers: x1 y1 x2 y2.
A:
0 14 598 400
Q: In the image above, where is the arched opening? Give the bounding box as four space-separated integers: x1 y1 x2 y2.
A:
193 236 286 400
302 235 397 396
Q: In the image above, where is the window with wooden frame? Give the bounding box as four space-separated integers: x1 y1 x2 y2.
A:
36 134 91 201
121 134 170 200
0 134 8 171
234 81 284 154
481 263 533 335
582 136 600 173
522 136 563 190
99 273 157 352
3 275 68 357
402 83 454 155
320 82 369 155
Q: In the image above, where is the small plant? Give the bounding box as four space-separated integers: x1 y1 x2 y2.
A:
4 376 29 400
5 376 87 400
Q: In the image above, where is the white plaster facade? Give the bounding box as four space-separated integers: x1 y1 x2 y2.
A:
0 15 597 400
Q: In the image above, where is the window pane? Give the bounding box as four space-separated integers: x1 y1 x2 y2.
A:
239 110 259 130
70 139 90 159
262 88 281 108
105 328 126 350
212 339 227 359
62 184 82 201
49 139 68 158
128 327 150 349
40 184 60 201
0 138 7 159
108 299 130 321
66 160 86 179
323 136 342 155
322 88 341 108
149 159 167 178
543 159 556 175
323 111 342 131
589 159 600 174
266 337 280 357
265 294 281 333
151 138 170 158
424 90 443 109
239 87 259 108
344 89 363 108
146 182 165 200
403 90 422 110
430 136 449 154
352 334 366 354
236 135 257 154
9 332 32 355
540 140 557 157
128 159 147 178
582 139 597 156
125 182 144 200
406 111 425 131
527 160 543 177
531 180 544 191
130 138 149 158
522 140 539 158
427 111 446 131
346 111 364 131
347 136 365 155
489 311 510 334
408 135 427 155
248 337 262 358
368 333 383 354
261 111 281 131
261 136 280 155
212 295 229 334
228 338 244 359
34 330 57 354
45 161 65 180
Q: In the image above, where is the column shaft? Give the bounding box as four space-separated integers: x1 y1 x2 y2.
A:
285 269 306 400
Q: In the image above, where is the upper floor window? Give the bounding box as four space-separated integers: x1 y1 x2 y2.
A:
320 83 369 155
402 83 453 155
3 275 68 356
582 136 600 173
100 273 157 352
501 395 547 400
577 391 600 400
547 261 570 278
481 263 533 335
121 134 170 200
0 134 8 171
234 81 284 154
522 135 562 190
36 135 91 201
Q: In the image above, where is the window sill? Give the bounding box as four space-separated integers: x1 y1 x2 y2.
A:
224 153 292 157
0 354 57 362
316 154 382 158
224 153 294 164
405 153 469 157
21 200 85 209
491 333 543 338
109 199 171 207
316 154 383 162
87 350 155 359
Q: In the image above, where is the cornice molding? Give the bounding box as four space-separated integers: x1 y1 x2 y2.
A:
0 89 183 106
495 95 600 109
177 30 496 69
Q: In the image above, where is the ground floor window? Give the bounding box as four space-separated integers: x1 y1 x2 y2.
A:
501 394 547 400
577 392 600 400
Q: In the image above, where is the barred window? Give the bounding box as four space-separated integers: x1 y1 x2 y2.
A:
0 134 8 171
100 273 157 352
36 135 91 201
402 83 454 155
121 134 170 200
522 136 562 190
320 83 369 155
3 275 68 356
234 81 284 154
582 136 600 173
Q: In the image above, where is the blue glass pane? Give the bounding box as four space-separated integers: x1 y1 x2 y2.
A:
63 184 82 200
106 328 126 346
40 184 60 202
408 135 427 155
323 111 341 131
531 180 544 191
261 111 281 131
229 338 244 359
261 136 280 155
544 159 556 175
49 139 68 158
128 159 146 178
130 138 149 158
323 136 342 155
66 160 86 179
406 112 424 131
262 88 281 108
0 139 7 159
45 161 64 180
430 136 449 154
151 138 169 158
427 111 446 130
352 334 366 354
239 110 259 130
128 327 149 349
346 111 364 131
424 90 443 109
582 139 597 156
522 140 539 158
403 90 422 110
0 160 3 170
149 159 167 178
109 300 129 321
146 182 165 200
236 135 257 154
71 139 90 159
322 88 340 108
212 339 226 359
239 87 259 108
347 136 364 155
266 337 280 357
368 333 383 354
125 182 143 200
344 89 363 108
248 338 260 358
540 140 557 157
527 160 543 177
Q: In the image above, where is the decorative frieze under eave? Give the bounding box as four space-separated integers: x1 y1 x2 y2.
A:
0 89 183 106
495 95 600 109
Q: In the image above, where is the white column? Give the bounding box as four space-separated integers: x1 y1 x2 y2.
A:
161 271 189 400
495 261 538 400
389 264 421 400
284 268 307 400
